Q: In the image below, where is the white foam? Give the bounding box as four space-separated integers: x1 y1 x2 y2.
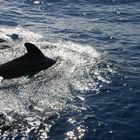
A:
0 27 107 113
0 26 43 43
0 27 116 139
0 26 116 139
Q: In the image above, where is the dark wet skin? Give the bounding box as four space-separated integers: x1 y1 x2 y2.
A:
0 43 56 79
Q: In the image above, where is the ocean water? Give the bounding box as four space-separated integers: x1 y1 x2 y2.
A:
0 0 140 140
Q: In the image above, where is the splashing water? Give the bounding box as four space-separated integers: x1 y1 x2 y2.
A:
0 26 115 139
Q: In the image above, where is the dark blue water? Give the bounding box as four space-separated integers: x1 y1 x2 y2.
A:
0 0 140 140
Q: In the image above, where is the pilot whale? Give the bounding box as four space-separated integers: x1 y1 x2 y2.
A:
0 42 56 79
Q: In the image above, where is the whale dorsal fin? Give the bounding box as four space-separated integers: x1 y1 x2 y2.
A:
24 42 44 56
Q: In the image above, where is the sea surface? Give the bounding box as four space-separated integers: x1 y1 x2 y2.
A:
0 0 140 140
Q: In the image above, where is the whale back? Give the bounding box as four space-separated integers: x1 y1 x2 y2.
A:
0 42 56 79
